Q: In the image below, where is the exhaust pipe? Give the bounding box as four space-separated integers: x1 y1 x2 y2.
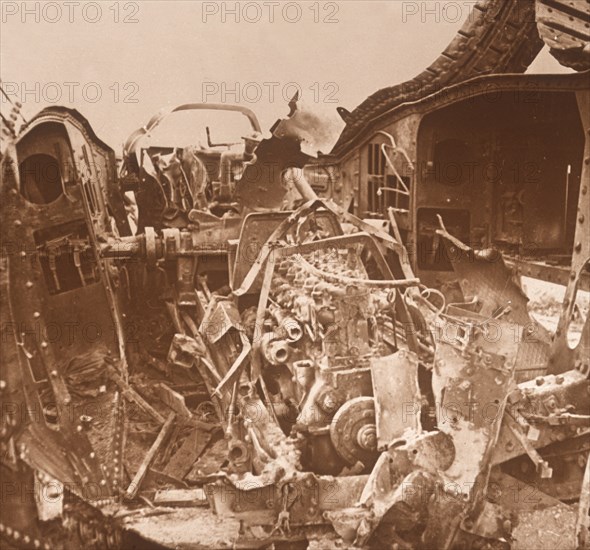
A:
261 334 291 365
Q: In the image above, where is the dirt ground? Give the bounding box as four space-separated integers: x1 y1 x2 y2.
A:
123 507 240 549
522 276 589 343
306 504 580 549
513 503 578 550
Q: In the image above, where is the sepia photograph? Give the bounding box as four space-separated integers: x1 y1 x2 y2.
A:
1 1 589 548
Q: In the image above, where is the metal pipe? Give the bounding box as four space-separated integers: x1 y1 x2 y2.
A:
269 303 303 342
261 334 291 365
283 167 318 202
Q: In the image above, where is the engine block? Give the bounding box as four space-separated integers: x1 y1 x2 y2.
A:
258 245 406 474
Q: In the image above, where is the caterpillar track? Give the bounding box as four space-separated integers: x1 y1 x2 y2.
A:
536 0 590 71
0 462 125 550
331 0 590 156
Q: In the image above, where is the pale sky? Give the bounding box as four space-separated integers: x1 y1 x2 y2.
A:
1 0 570 152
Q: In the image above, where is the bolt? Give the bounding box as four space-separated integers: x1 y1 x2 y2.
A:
33 311 40 318
14 220 21 226
25 281 33 288
555 375 564 385
536 377 544 386
357 424 377 450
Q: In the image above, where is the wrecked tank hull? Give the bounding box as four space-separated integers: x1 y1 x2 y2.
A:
1 93 589 550
2 0 590 542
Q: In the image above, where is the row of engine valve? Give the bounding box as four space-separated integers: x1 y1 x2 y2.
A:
260 247 393 369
